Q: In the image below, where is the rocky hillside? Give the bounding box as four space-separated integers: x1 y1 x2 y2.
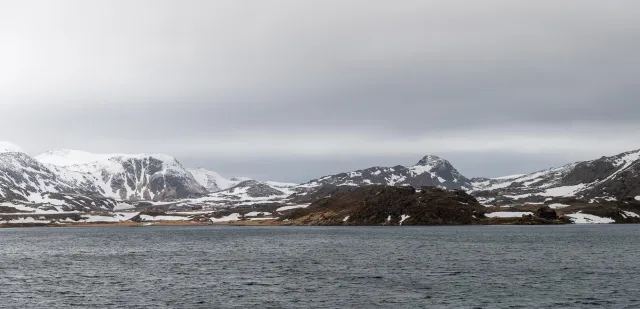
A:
285 186 484 226
473 149 640 205
36 150 207 201
0 150 83 202
0 147 127 211
300 155 472 191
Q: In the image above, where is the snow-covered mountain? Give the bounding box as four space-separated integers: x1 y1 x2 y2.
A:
4 140 640 212
0 145 124 211
184 179 297 208
0 144 295 209
187 167 299 201
188 168 254 192
301 155 472 190
0 149 81 202
36 150 207 201
473 149 640 205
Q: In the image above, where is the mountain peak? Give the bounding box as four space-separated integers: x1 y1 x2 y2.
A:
0 141 24 154
416 155 447 166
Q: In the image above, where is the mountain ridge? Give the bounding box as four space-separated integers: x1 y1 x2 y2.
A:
472 149 640 205
300 154 472 191
2 140 640 210
36 149 207 201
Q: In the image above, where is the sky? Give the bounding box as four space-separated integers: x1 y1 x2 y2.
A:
1 0 639 182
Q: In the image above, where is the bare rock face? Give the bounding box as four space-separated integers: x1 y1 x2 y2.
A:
285 185 484 226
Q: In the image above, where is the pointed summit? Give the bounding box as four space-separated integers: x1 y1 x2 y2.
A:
416 155 447 166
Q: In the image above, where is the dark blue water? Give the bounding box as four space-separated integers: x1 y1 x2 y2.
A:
1 225 639 308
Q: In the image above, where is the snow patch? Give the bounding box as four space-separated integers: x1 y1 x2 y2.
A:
244 211 272 217
188 168 245 191
491 174 526 180
210 213 241 223
82 215 121 223
276 204 310 212
622 211 640 219
140 215 190 222
36 149 114 166
541 184 585 197
566 212 615 224
410 165 434 176
485 212 533 218
399 215 410 225
113 203 136 211
548 203 570 209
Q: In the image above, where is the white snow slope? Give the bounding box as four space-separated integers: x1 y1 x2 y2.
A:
36 149 207 201
187 168 248 192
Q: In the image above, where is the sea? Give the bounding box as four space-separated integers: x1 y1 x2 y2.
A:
1 225 639 308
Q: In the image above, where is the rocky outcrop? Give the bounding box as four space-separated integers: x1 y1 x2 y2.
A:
535 206 560 220
288 184 357 204
0 151 86 202
285 185 484 226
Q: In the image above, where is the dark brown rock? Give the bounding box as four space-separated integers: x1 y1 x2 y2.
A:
284 185 484 226
535 206 560 220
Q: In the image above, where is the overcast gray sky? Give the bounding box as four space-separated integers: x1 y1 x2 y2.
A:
1 0 639 182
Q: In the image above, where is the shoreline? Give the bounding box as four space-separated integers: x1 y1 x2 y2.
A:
3 219 633 229
0 219 287 229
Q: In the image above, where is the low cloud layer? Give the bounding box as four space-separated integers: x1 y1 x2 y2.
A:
1 0 639 181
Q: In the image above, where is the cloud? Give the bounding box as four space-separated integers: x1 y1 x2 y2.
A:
0 0 638 181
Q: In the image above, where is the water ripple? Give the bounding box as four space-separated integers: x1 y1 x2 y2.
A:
0 225 639 308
